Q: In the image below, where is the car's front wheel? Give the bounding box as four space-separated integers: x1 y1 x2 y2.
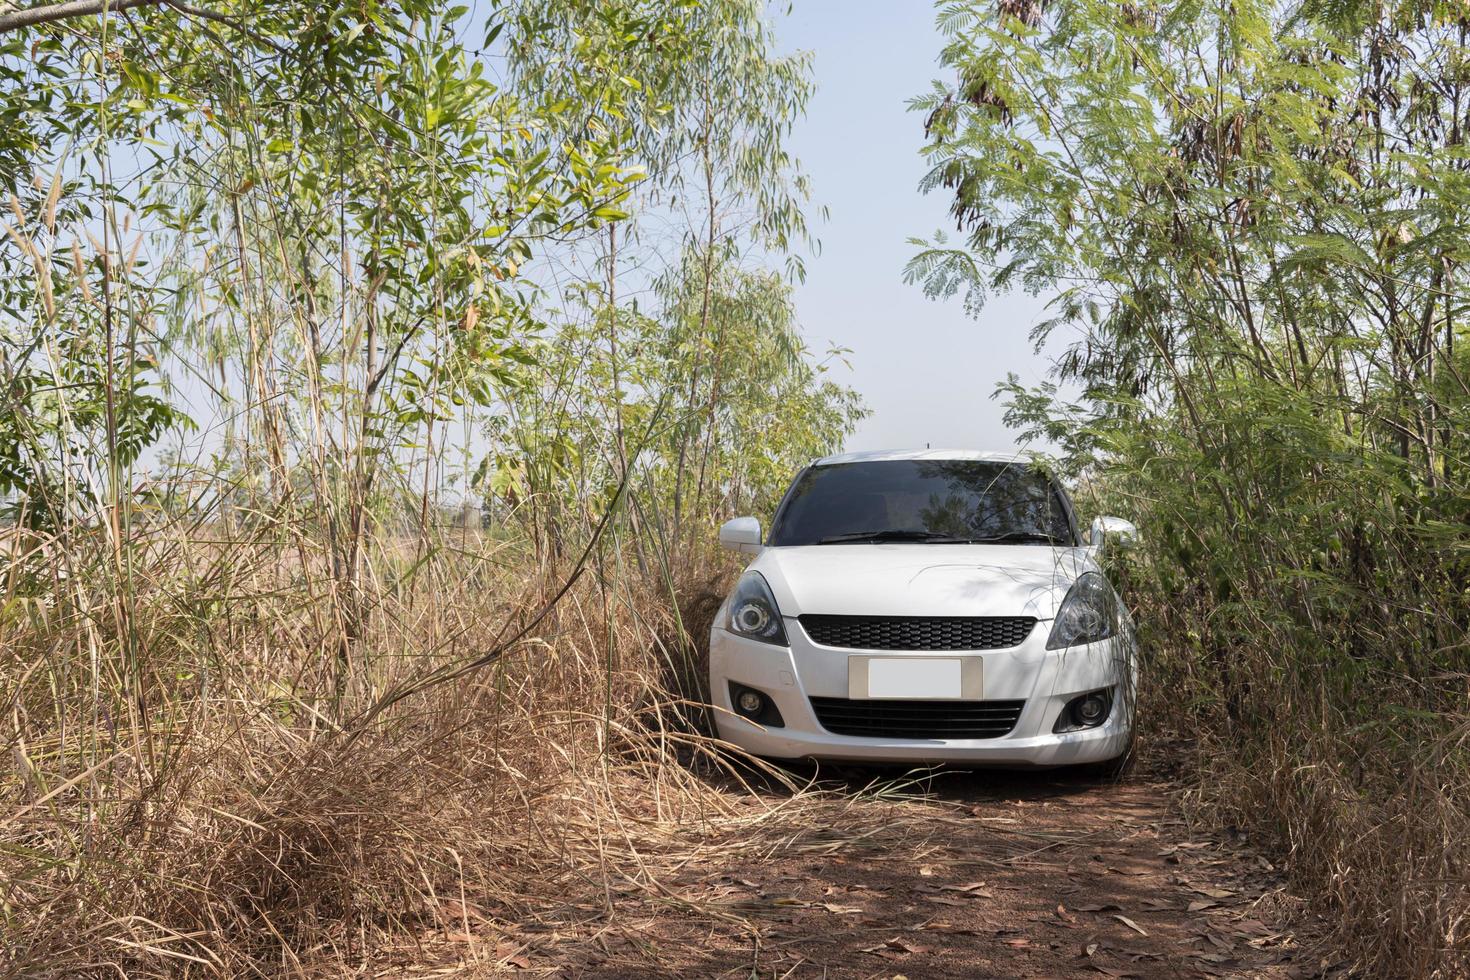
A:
1077 736 1135 781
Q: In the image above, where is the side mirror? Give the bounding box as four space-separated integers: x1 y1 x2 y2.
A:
1089 516 1138 550
719 516 763 554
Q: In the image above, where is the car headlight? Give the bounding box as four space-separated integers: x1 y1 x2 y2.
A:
1046 572 1117 650
726 572 788 646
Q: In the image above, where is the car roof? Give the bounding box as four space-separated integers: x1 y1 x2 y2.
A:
811 448 1038 467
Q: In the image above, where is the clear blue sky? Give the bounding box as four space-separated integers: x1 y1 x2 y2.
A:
777 1 1060 453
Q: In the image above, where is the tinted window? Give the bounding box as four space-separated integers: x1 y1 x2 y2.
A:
767 460 1075 546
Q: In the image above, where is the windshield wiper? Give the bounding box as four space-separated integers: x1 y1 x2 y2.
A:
965 531 1065 544
816 529 1067 545
817 529 964 544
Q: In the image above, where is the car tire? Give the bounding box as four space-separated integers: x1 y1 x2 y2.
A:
1079 737 1135 781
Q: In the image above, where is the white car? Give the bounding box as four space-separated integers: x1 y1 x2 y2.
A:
709 449 1138 769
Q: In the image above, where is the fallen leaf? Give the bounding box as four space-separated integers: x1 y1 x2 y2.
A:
1188 899 1219 913
923 895 972 907
486 941 531 969
917 923 988 936
860 937 926 958
1074 902 1122 913
438 898 485 922
1112 914 1149 937
823 903 865 914
937 881 993 895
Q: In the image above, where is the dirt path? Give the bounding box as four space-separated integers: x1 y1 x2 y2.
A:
390 761 1333 980
540 766 1330 979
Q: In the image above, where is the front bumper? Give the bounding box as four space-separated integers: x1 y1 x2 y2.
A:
708 618 1135 766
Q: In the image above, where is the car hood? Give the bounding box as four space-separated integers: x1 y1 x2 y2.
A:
748 544 1096 621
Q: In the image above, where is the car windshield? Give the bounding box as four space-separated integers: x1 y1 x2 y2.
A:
766 459 1075 547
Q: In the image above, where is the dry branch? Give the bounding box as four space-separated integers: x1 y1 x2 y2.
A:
0 0 166 33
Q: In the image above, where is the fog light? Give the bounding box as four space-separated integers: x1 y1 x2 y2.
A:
727 681 785 728
1076 694 1107 724
1054 688 1113 733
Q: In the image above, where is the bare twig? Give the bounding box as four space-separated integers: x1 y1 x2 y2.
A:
161 0 287 54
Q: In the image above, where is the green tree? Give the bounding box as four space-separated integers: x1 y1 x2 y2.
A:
0 1 653 697
501 0 820 535
487 252 865 558
913 2 1470 970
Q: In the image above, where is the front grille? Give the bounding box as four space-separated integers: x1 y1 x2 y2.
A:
809 697 1026 739
799 615 1035 651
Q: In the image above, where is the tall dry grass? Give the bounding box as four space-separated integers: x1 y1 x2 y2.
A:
0 514 900 976
1120 543 1470 979
1191 723 1470 976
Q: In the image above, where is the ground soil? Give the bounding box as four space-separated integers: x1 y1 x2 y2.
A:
387 758 1336 980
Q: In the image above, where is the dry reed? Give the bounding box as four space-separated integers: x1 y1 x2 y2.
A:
0 519 929 977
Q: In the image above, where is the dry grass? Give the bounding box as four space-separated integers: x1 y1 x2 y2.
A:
14 511 1464 977
1129 569 1470 980
0 521 929 977
1177 718 1470 979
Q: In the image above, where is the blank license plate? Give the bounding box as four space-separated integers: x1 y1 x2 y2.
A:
864 658 963 699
